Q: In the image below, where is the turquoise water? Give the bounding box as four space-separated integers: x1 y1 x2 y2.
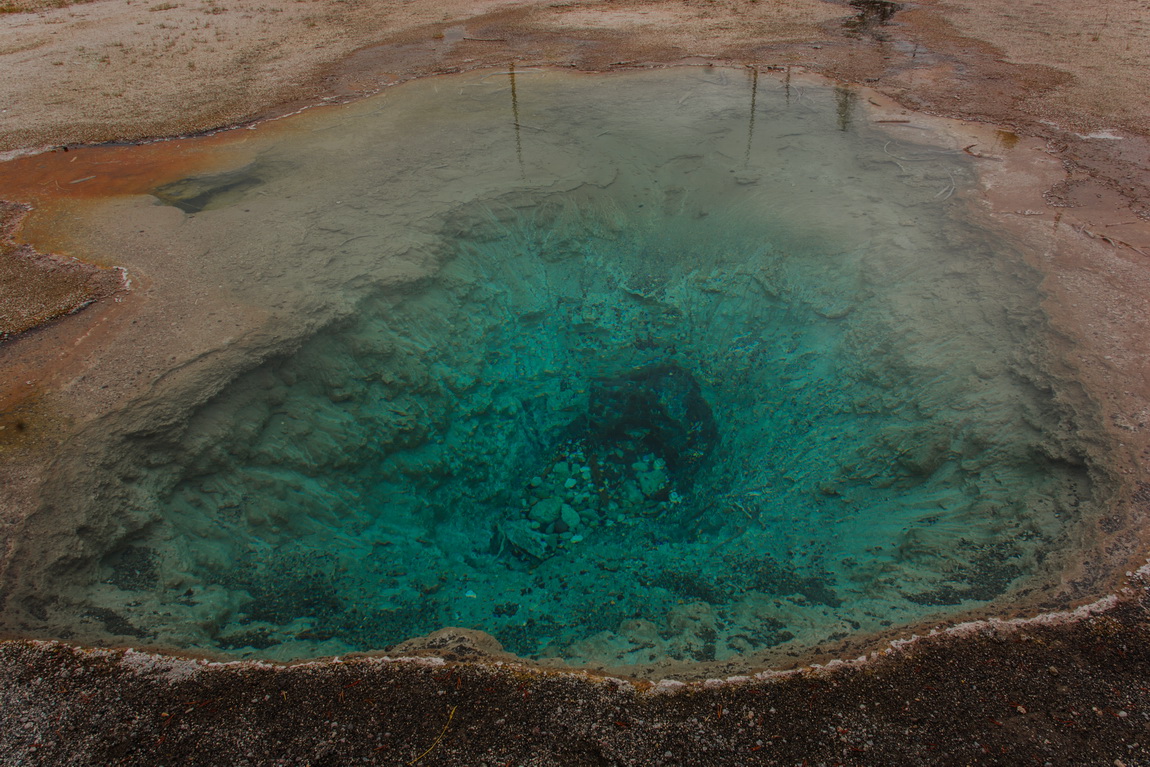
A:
14 68 1095 667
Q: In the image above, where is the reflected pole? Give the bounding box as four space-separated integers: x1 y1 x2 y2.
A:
510 62 525 179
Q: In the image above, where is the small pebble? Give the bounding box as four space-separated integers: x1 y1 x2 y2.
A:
570 534 584 543
564 478 577 489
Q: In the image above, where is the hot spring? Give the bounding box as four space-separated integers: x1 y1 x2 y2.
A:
0 67 1099 670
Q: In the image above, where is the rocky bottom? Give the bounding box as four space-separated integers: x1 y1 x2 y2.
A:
90 190 1092 666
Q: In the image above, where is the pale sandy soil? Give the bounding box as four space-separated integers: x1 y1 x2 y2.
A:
0 0 843 153
0 0 1146 152
913 0 1150 133
0 0 526 151
2 2 1150 761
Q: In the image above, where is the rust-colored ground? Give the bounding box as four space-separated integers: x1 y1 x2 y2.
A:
0 201 122 341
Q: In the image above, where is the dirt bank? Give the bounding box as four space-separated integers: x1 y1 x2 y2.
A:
3 589 1150 765
1 0 1148 151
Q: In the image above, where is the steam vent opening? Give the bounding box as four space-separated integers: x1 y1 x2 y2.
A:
4 67 1100 671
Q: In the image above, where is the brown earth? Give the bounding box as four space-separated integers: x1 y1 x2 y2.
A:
3 0 1150 763
1 593 1149 765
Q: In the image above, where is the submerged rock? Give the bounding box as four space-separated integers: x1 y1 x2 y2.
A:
637 466 669 498
500 520 551 562
529 497 564 525
564 363 718 481
560 504 581 530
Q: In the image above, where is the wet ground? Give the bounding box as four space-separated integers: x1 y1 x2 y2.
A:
0 202 122 341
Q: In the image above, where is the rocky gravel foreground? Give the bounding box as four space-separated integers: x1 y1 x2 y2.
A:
2 590 1149 766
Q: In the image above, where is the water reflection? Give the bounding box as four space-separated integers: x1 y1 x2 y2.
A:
744 67 758 166
509 62 525 179
842 0 902 40
835 85 856 131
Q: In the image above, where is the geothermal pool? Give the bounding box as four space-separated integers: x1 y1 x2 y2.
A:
0 67 1097 668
